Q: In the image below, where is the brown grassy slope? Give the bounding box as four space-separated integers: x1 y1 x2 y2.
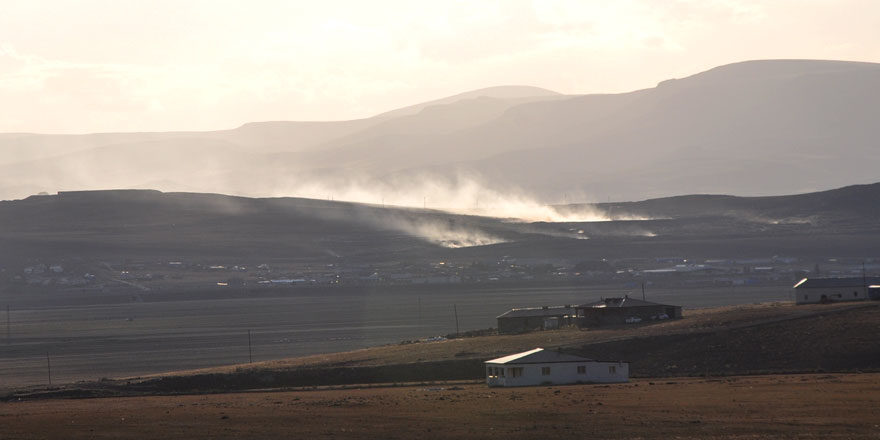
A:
2 374 879 440
147 301 824 375
117 301 802 386
120 302 880 392
5 302 875 399
572 303 880 377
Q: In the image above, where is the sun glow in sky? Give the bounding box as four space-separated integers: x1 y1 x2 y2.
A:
1 0 878 133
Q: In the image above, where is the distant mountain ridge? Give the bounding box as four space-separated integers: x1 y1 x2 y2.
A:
1 60 878 203
590 181 880 222
371 85 562 120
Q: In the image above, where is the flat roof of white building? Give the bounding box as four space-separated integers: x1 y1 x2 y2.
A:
794 277 880 289
486 348 594 365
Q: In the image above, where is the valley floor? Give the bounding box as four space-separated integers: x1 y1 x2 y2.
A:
1 373 878 439
0 284 792 387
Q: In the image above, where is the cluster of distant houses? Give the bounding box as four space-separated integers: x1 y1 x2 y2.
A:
17 263 95 287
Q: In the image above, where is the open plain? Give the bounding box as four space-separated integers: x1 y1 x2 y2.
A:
0 284 793 388
2 373 879 439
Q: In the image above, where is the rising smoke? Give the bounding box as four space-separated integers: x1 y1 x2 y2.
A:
267 175 663 248
274 175 622 223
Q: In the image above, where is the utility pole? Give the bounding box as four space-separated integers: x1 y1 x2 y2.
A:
46 352 52 385
6 304 9 345
453 304 460 335
247 330 253 363
863 262 868 301
641 282 646 301
418 297 422 333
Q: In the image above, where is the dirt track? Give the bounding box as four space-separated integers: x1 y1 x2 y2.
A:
2 373 879 439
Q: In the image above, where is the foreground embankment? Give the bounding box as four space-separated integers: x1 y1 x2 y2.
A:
4 301 877 400
2 283 796 388
135 301 880 394
2 373 879 439
148 301 880 393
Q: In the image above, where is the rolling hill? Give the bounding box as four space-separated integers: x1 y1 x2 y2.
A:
1 60 878 204
0 182 878 270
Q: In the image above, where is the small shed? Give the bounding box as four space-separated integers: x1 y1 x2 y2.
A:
485 348 628 387
496 305 577 334
576 296 682 327
793 277 880 304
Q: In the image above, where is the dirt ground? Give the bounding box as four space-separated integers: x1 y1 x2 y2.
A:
2 373 879 439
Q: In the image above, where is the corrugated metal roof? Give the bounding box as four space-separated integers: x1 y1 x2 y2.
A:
577 297 674 309
793 277 880 289
496 306 577 319
485 348 592 365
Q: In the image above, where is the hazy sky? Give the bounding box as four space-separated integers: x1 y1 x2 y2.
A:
1 0 878 133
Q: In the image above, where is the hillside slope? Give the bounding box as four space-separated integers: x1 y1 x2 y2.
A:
2 60 878 203
408 59 880 200
0 86 562 201
1 182 879 268
120 302 880 389
588 182 880 224
4 302 876 398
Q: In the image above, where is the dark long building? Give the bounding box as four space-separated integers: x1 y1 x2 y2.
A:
576 296 682 327
496 305 577 334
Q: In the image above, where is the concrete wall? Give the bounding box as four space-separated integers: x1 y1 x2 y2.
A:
486 361 629 387
795 286 867 304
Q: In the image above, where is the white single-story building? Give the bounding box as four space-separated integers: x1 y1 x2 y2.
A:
793 277 880 304
485 348 629 387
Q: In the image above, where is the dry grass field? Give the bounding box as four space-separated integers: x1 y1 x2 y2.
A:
135 300 877 381
2 373 879 439
5 300 876 400
0 284 793 388
1 301 879 439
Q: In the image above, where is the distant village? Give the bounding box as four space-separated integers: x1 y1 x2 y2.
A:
6 255 879 294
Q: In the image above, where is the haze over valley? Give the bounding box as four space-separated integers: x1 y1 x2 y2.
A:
4 2 880 437
3 58 880 388
3 59 880 213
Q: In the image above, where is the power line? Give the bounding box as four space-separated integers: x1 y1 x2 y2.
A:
248 329 253 363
